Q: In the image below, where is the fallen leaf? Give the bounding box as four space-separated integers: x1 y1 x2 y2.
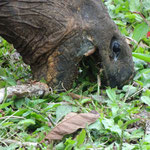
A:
44 112 99 141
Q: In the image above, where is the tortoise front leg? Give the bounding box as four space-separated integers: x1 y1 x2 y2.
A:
30 48 79 90
46 49 79 90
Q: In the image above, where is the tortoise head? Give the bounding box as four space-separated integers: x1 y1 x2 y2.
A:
0 0 135 89
79 0 135 88
98 34 135 88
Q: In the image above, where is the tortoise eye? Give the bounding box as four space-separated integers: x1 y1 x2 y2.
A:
110 40 121 61
112 41 121 53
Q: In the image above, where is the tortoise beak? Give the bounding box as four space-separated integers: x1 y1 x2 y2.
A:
108 66 135 88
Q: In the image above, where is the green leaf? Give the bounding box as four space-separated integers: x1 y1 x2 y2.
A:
0 76 16 86
65 138 76 150
89 119 103 130
0 144 18 150
142 0 150 11
102 118 122 136
110 102 119 116
106 88 117 101
102 118 114 129
42 103 60 113
76 129 86 147
30 99 46 105
61 95 75 104
118 120 123 127
122 143 136 150
129 0 141 11
1 122 14 127
80 98 92 104
0 81 6 88
0 101 13 109
55 142 65 150
18 119 35 126
30 112 47 122
129 129 144 139
132 23 149 42
123 119 140 130
132 53 150 62
14 108 28 116
144 134 150 143
14 98 25 108
114 20 126 27
123 85 137 96
141 96 150 106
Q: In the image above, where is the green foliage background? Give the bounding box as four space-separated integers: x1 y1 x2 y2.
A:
0 0 150 149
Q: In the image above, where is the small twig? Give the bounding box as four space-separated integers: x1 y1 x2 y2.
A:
123 85 144 102
97 75 101 95
0 139 38 147
126 128 139 133
0 116 24 120
47 102 70 105
123 83 135 102
25 105 41 114
128 88 144 100
0 110 20 125
47 116 56 127
68 93 91 100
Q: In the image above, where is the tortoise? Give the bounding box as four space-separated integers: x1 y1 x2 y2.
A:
0 0 134 90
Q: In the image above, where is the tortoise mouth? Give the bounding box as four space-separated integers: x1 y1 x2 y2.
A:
76 48 102 85
112 69 135 88
103 64 135 89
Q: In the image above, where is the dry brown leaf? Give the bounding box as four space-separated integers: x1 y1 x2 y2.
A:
45 112 99 141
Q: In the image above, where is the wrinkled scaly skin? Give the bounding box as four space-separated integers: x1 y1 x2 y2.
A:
0 0 134 90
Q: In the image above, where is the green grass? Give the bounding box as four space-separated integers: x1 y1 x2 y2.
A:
0 0 150 149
